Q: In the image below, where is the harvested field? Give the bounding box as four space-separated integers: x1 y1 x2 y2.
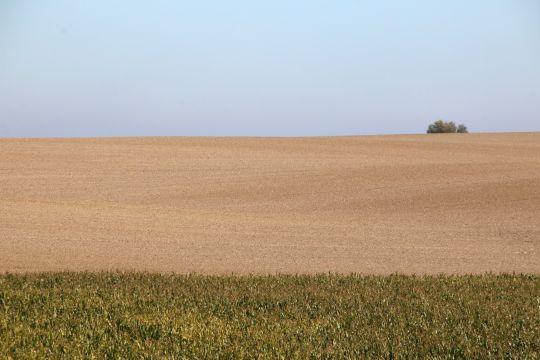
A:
1 132 539 274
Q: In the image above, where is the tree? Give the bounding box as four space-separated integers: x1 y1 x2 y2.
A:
427 120 456 133
427 120 468 133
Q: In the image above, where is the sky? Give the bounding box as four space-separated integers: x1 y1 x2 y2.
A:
1 0 539 137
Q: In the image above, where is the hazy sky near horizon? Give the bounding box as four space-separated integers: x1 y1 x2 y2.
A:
1 1 539 137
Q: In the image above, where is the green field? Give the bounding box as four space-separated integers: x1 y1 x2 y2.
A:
1 273 539 359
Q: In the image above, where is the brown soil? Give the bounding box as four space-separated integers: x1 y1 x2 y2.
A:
1 133 539 274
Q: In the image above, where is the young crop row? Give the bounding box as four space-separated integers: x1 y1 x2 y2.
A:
1 273 539 358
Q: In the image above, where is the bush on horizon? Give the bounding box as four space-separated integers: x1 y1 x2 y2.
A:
427 120 468 133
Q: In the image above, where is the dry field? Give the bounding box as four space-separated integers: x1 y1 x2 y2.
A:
1 133 539 274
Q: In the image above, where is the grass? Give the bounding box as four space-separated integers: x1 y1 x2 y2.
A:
0 273 539 359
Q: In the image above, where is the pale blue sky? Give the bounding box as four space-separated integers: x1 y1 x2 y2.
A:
1 0 539 137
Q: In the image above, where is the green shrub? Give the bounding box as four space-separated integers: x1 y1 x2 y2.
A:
457 124 468 133
427 120 468 133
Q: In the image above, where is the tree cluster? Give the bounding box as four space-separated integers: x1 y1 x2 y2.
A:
427 120 468 133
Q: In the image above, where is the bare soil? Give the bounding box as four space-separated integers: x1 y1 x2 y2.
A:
1 133 539 274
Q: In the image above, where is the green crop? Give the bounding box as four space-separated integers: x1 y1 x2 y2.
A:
0 273 538 359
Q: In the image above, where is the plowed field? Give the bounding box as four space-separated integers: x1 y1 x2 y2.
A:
1 133 538 273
